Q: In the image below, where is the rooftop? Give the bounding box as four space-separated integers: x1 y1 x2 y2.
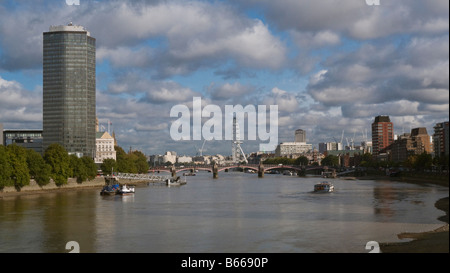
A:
48 22 91 36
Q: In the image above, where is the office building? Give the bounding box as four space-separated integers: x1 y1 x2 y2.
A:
295 129 306 143
433 121 449 157
275 142 312 157
43 23 96 157
2 129 43 154
371 115 394 158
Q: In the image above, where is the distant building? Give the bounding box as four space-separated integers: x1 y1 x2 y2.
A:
388 127 432 162
318 142 343 153
163 151 177 164
94 131 116 164
275 142 312 157
177 155 193 164
371 115 394 158
295 129 306 143
433 121 449 157
43 23 96 158
2 129 43 154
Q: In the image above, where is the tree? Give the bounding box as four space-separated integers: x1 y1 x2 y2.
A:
69 154 86 183
414 152 433 171
26 149 51 187
101 158 118 176
44 143 70 186
81 156 98 181
7 144 30 190
294 156 309 166
0 145 13 189
115 146 133 173
132 150 149 173
321 155 339 167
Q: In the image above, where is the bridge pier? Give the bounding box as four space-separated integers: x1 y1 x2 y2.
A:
212 163 218 179
170 166 176 178
258 162 264 178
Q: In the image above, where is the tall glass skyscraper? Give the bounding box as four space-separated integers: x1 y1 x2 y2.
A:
43 23 96 157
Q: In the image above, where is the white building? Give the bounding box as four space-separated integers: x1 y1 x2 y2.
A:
95 131 116 164
163 151 177 164
275 142 312 157
177 155 193 164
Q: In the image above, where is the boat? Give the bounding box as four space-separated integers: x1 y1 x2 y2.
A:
314 182 334 193
166 176 187 187
183 172 196 176
100 184 119 195
100 176 120 195
321 170 336 178
117 184 135 195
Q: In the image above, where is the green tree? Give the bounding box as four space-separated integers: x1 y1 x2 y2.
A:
69 154 86 183
321 155 339 167
115 146 133 173
26 149 51 187
414 152 433 171
7 144 30 190
0 145 13 189
100 158 118 176
132 150 149 173
81 156 98 181
294 156 309 166
44 143 70 186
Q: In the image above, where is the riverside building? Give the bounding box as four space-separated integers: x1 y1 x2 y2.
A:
43 23 96 157
371 115 394 158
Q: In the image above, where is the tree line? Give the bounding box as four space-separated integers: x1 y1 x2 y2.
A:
262 152 449 172
99 146 149 175
0 143 98 190
0 143 150 191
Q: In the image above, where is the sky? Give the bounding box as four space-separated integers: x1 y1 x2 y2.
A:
0 0 448 156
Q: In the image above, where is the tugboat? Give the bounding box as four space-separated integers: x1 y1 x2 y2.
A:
314 182 334 193
100 176 120 195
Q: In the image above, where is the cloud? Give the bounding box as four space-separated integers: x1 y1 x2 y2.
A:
307 34 449 113
238 0 449 39
208 82 256 100
0 77 42 124
263 87 299 113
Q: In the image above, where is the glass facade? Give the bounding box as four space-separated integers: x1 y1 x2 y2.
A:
43 26 96 157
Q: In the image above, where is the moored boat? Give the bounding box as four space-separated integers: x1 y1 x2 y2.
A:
100 184 119 195
314 182 334 193
166 176 187 187
117 184 135 195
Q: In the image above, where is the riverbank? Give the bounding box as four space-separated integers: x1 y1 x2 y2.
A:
357 174 449 253
0 177 152 198
380 196 449 253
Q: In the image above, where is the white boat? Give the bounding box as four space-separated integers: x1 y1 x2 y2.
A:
314 182 334 193
117 184 135 195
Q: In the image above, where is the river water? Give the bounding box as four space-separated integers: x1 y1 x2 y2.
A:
0 172 447 253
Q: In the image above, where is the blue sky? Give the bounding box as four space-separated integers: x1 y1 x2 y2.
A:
0 0 448 156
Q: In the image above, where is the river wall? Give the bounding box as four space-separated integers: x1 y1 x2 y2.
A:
0 177 149 197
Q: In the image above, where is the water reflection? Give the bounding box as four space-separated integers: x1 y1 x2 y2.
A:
0 174 447 253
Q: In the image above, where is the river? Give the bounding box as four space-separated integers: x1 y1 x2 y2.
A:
0 172 447 253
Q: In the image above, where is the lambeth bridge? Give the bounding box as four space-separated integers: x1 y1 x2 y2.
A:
147 164 347 179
